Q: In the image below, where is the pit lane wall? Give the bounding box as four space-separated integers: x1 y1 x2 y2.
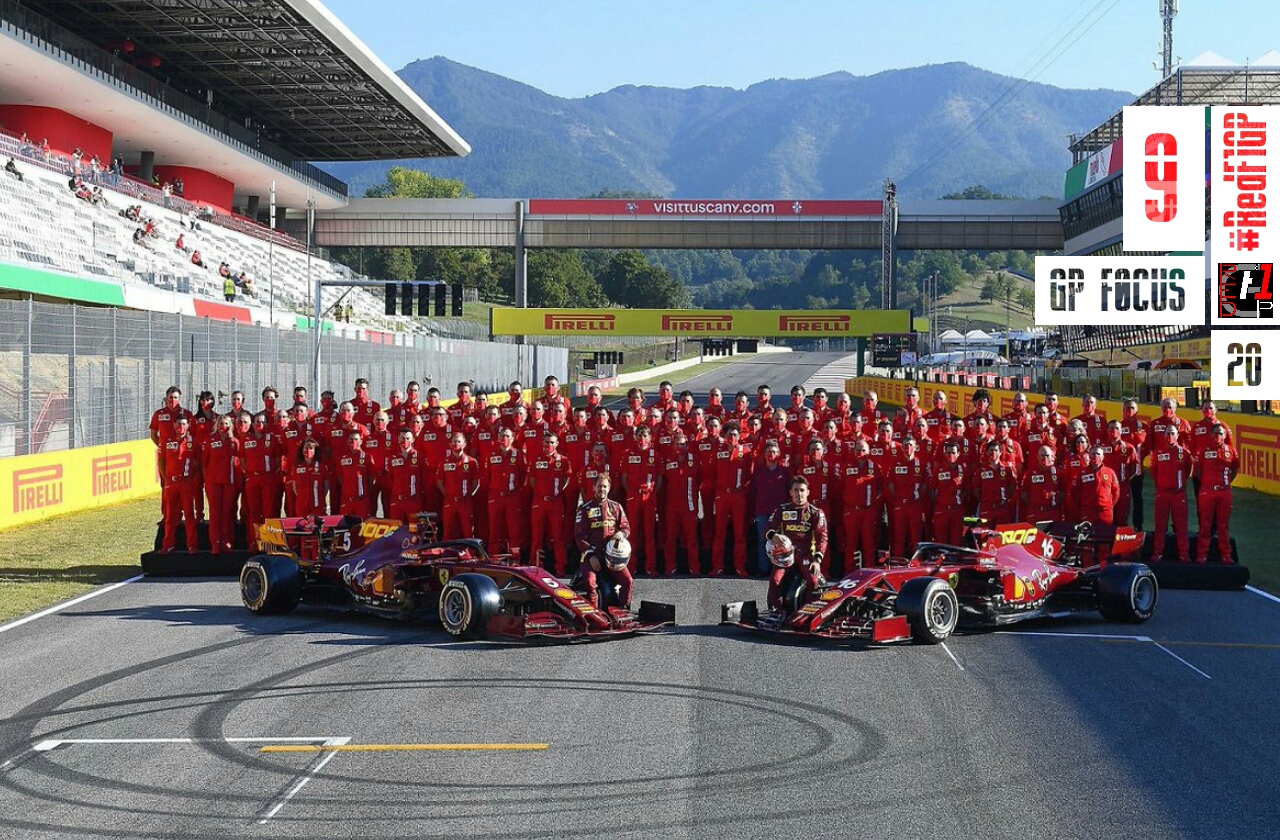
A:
0 438 160 531
846 376 1280 497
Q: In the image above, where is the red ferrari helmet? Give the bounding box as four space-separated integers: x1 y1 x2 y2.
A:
767 533 795 568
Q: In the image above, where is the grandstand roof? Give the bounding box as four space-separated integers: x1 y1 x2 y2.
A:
1070 57 1280 159
20 0 470 161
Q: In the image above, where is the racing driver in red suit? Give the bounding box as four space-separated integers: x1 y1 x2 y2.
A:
765 475 829 612
574 474 633 610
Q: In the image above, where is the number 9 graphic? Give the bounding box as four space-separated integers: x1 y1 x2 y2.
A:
1144 132 1178 223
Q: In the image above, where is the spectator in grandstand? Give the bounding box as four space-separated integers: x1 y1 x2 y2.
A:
187 208 202 231
344 304 353 323
218 262 232 279
191 249 205 269
18 133 32 156
111 156 123 184
173 176 184 196
174 233 188 252
91 186 106 207
132 227 151 248
70 147 83 174
39 138 50 162
4 158 22 182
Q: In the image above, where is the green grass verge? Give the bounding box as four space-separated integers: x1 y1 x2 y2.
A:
0 496 156 624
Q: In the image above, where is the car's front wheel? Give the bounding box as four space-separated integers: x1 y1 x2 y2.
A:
896 577 959 644
438 574 502 640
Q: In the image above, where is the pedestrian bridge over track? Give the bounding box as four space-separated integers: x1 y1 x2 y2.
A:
296 197 1063 251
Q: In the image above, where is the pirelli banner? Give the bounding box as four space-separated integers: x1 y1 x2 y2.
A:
0 438 160 531
846 376 1280 497
490 309 911 338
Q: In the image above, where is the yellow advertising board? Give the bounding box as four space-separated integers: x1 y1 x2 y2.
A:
846 376 1280 496
491 308 910 338
0 438 161 531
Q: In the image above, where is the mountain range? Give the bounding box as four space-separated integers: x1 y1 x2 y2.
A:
321 57 1134 201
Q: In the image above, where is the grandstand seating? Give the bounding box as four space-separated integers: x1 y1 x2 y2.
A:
0 131 409 331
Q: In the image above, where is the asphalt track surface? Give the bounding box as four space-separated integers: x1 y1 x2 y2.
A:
2 353 1279 839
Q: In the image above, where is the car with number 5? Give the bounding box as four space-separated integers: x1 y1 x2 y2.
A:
240 515 675 641
722 522 1157 645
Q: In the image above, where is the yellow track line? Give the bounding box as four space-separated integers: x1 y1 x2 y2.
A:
260 743 548 754
1100 639 1280 650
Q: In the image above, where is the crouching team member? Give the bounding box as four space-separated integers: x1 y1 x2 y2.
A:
765 476 829 612
574 475 633 609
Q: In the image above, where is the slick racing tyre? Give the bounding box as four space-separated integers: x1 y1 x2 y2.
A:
780 569 809 616
241 555 302 615
896 576 959 644
1096 563 1158 623
439 574 502 640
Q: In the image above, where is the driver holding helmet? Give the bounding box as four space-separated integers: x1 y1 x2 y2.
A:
765 475 829 611
574 475 633 609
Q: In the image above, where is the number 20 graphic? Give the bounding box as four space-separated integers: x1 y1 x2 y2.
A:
1144 132 1178 222
1227 342 1263 387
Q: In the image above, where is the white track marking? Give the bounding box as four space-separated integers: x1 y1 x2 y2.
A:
1005 630 1212 679
256 737 351 825
32 737 338 751
940 642 964 671
0 574 144 636
1246 585 1280 607
1150 642 1213 680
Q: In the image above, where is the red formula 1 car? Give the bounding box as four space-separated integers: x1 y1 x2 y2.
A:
722 522 1157 645
239 515 674 641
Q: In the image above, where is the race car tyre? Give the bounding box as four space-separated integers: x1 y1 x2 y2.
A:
896 577 959 644
240 555 301 615
439 574 501 640
780 571 809 615
1096 563 1158 623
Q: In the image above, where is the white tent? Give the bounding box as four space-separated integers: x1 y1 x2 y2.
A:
937 329 964 341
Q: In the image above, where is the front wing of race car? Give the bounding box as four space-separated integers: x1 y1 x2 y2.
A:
721 594 913 644
487 600 676 641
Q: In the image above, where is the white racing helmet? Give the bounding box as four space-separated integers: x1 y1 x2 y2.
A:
768 533 795 568
604 534 632 569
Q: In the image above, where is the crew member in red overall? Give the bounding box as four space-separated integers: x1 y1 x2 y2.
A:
574 475 633 608
887 436 927 559
335 430 374 519
928 440 968 546
923 390 956 445
436 431 480 539
1003 392 1033 440
1120 398 1148 529
528 431 573 575
1020 445 1063 525
766 476 829 611
892 387 924 440
1073 394 1107 444
1060 433 1091 521
287 438 328 518
1149 425 1192 563
659 433 699 576
972 440 1019 524
241 413 282 530
622 426 660 575
190 390 219 522
351 377 381 428
1195 424 1238 563
858 390 887 438
161 416 201 552
1074 445 1120 530
151 386 194 523
485 427 526 558
711 423 754 576
695 416 723 547
1101 420 1140 526
382 430 423 525
362 411 393 517
838 439 880 569
203 415 241 554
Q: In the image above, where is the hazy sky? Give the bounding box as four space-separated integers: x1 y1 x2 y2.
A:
322 0 1280 98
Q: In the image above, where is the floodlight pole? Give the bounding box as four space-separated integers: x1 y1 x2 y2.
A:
307 195 320 398
268 180 275 325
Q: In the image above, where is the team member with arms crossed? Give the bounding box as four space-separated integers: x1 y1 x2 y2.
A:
1195 424 1238 563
